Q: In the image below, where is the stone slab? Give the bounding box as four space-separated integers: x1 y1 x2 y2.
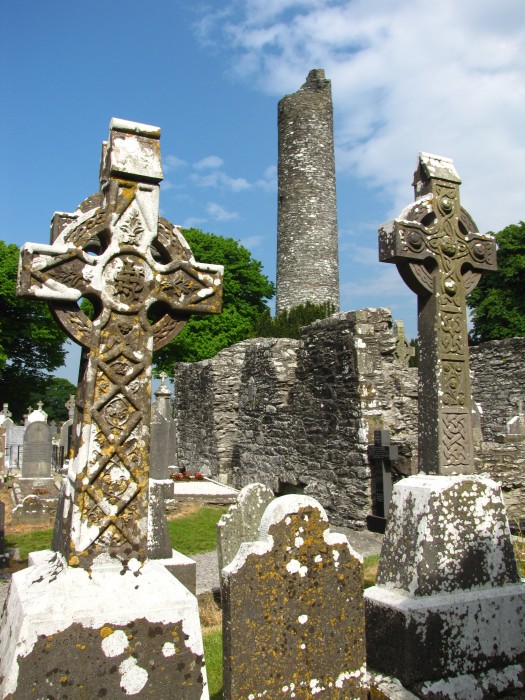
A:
365 473 525 695
375 474 520 595
222 494 368 699
0 553 208 698
365 582 525 687
217 482 274 574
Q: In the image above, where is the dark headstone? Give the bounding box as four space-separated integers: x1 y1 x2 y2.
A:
366 429 398 533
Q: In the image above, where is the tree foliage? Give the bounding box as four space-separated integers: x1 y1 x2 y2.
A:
0 240 69 421
154 229 275 371
256 301 337 339
28 377 77 424
467 221 525 344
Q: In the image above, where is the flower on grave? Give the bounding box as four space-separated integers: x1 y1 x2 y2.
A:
173 473 183 481
195 473 204 481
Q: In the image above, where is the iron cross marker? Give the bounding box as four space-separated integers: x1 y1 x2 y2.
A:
379 153 496 475
18 118 223 569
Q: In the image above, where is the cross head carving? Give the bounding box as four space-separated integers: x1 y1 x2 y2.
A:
379 153 496 474
18 118 223 568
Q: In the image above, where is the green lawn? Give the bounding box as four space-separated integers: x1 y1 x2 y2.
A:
168 505 228 555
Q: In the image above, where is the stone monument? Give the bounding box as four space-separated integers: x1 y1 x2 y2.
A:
216 482 274 577
380 152 497 475
222 495 367 699
276 69 340 314
21 420 52 478
150 372 176 479
366 153 525 698
0 118 223 698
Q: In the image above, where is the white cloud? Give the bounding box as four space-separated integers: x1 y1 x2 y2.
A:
183 216 207 229
194 155 225 170
239 234 265 249
191 170 251 191
197 0 525 234
206 202 240 220
163 155 187 172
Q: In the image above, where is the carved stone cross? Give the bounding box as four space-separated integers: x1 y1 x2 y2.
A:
18 118 223 568
379 153 496 474
65 394 75 420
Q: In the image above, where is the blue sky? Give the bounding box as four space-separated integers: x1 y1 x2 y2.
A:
1 0 524 386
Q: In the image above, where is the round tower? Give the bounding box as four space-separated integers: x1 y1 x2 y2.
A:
276 69 340 314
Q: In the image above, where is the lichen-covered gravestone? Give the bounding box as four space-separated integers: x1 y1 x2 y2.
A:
0 118 223 699
216 481 274 577
365 153 525 699
222 494 368 699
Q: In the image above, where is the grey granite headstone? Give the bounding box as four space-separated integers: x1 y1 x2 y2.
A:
22 421 52 478
217 482 274 576
222 494 368 699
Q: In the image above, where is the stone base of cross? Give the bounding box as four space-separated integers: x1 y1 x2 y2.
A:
0 119 221 698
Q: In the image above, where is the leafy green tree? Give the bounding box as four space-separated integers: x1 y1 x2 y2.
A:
154 229 275 371
29 377 77 423
0 240 68 421
256 301 337 339
468 221 525 343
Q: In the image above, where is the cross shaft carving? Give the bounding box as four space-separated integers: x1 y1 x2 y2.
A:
379 153 496 474
18 119 223 568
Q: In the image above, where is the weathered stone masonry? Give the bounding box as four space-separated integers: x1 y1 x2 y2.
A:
174 314 525 528
175 309 418 528
276 69 340 314
470 336 525 524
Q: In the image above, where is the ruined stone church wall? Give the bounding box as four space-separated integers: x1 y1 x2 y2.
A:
173 339 254 480
469 336 525 440
173 308 418 528
470 336 525 523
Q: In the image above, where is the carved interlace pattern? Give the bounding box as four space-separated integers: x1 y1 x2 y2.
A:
379 156 497 474
19 172 222 567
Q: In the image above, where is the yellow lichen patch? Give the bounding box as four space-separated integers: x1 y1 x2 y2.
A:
59 675 68 685
68 555 79 567
100 626 114 638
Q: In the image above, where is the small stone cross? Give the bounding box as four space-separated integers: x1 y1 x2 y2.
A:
393 320 415 367
18 118 223 569
379 153 496 474
367 430 398 517
65 394 75 420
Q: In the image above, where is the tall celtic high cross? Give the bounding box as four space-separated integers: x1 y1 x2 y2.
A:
18 119 223 568
379 153 496 474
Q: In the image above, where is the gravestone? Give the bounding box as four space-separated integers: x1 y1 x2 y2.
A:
366 429 398 533
379 152 497 475
366 153 525 699
59 394 75 466
150 372 177 479
0 502 7 567
0 118 223 698
222 494 368 699
392 320 415 367
21 421 52 478
26 401 48 425
217 482 274 576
